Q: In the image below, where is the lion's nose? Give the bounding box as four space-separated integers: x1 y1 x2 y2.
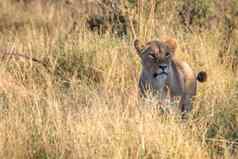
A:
159 65 167 70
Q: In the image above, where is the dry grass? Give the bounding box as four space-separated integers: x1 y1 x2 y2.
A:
0 0 237 159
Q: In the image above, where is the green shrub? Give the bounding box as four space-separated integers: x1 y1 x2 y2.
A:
178 0 215 29
206 105 238 156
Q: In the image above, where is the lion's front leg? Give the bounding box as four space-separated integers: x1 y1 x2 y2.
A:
179 94 193 114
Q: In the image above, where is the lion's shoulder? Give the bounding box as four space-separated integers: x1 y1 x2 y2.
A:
172 59 195 80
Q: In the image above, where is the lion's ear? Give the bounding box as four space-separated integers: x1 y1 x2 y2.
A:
134 39 144 56
165 38 177 52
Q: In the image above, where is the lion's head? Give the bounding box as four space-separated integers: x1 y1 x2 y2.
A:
134 38 177 79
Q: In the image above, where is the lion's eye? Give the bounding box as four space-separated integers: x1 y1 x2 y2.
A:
165 52 170 57
148 54 155 59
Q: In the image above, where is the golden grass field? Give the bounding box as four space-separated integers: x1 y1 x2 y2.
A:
0 0 237 159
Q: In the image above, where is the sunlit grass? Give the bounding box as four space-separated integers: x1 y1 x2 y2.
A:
0 0 237 159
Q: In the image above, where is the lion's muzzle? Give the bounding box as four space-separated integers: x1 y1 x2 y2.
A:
153 64 169 78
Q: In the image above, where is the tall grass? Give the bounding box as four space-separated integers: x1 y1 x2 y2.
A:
0 0 237 159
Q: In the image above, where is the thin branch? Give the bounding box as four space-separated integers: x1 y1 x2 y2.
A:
0 52 51 73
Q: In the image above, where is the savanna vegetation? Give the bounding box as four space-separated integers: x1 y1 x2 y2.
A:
0 0 238 158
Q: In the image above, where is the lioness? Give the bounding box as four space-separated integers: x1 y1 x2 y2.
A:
134 38 207 114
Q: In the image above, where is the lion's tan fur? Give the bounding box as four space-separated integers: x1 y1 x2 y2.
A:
134 38 206 114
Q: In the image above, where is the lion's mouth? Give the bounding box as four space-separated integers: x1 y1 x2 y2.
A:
153 72 168 78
